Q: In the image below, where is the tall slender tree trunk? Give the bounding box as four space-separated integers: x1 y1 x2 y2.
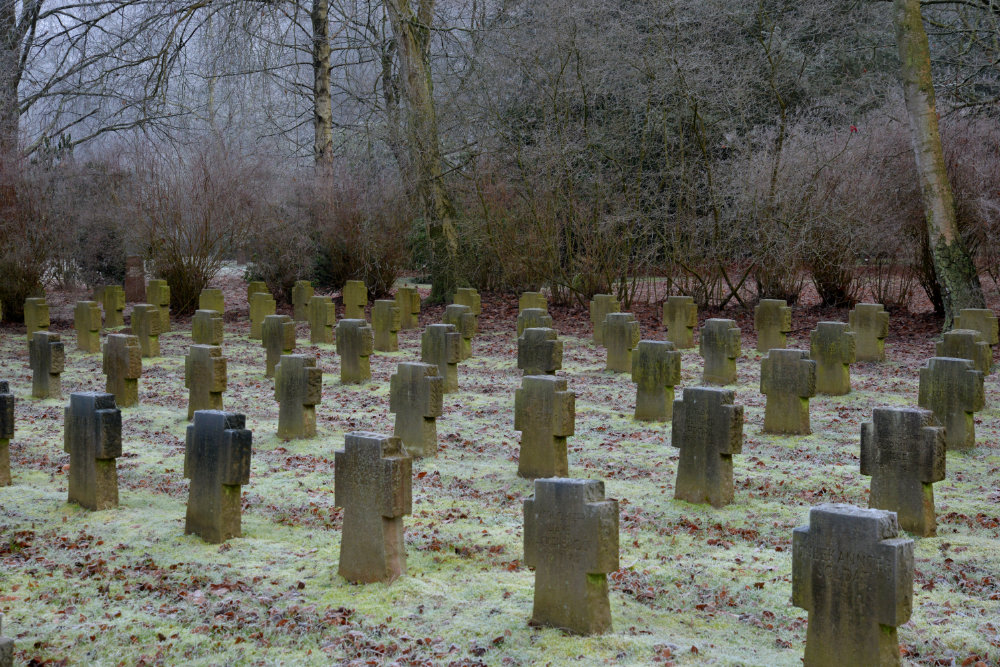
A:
0 2 23 155
311 0 334 168
894 0 984 328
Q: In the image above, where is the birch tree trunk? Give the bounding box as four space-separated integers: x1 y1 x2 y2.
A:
312 0 334 168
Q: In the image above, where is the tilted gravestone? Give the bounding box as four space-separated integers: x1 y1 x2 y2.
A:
248 291 276 340
124 255 145 302
343 280 367 320
146 279 171 332
809 321 855 395
100 285 126 328
130 304 163 357
516 308 553 337
0 382 14 486
754 298 792 353
589 294 620 346
663 295 697 348
792 504 913 667
63 392 122 510
246 281 268 303
918 357 984 451
519 291 547 313
518 328 562 376
515 375 574 479
336 319 374 384
954 308 998 358
453 288 481 333
861 407 945 537
199 288 225 314
389 362 443 458
184 410 252 543
935 329 991 375
335 432 412 583
24 297 49 339
421 323 462 393
29 332 64 399
372 299 402 352
395 286 421 329
274 354 322 439
631 340 681 421
443 304 475 359
103 333 142 407
192 309 224 346
672 387 744 507
761 349 816 434
185 345 227 419
700 318 741 385
523 478 619 635
74 300 102 353
0 613 12 666
291 280 314 321
849 303 889 362
604 312 640 373
307 295 336 344
262 314 295 377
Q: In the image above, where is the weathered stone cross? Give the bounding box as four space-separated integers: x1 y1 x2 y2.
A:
760 349 816 434
589 294 619 345
514 375 575 479
936 329 991 374
848 303 889 362
918 356 984 450
443 304 475 359
131 304 162 357
103 334 142 407
421 323 462 393
754 298 791 353
519 291 547 312
192 309 224 346
672 387 743 507
954 308 998 368
809 321 855 395
517 308 553 337
604 312 640 373
342 280 367 319
248 291 276 340
74 300 102 353
389 362 443 458
199 288 225 314
307 296 335 344
662 295 697 348
184 410 252 543
185 344 227 419
100 285 125 328
145 279 171 332
29 331 64 399
274 354 322 439
631 340 681 421
453 288 481 333
373 299 401 352
291 280 314 321
517 327 562 376
24 297 49 340
63 392 122 510
395 286 421 329
0 382 14 486
336 319 374 383
262 314 295 377
699 318 741 385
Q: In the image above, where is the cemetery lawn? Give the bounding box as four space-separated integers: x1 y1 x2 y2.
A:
1 293 999 666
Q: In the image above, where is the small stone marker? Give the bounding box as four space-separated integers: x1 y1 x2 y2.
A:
390 362 443 458
935 329 991 375
343 280 367 319
199 288 225 314
262 314 295 377
918 357 984 450
861 407 945 536
74 301 102 353
760 349 816 434
307 295 335 344
523 478 619 635
849 303 889 362
453 287 481 332
335 432 412 583
443 304 475 359
100 285 126 328
421 323 462 393
518 328 562 375
185 345 227 419
24 297 49 339
184 410 251 543
515 375 575 478
395 286 421 329
519 291 547 312
146 279 171 332
291 280 314 321
589 294 620 345
792 504 913 667
604 312 640 373
954 308 999 357
663 295 697 348
246 281 268 302
192 309 224 346
274 354 322 439
29 332 64 399
336 319 374 383
372 299 401 352
124 255 145 302
700 318 741 385
631 340 681 421
0 382 14 486
754 298 792 353
672 387 744 507
103 333 142 407
130 304 162 357
0 613 13 665
809 321 855 395
248 291 276 340
63 392 122 510
516 308 553 337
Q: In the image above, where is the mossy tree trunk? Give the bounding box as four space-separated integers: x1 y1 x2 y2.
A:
311 0 334 169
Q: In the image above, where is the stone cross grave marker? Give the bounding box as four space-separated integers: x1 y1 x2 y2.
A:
103 333 142 407
395 286 421 329
307 295 335 344
184 410 252 543
515 375 575 479
29 331 64 399
146 279 171 332
74 301 102 353
101 285 125 327
246 281 267 303
453 288 481 332
519 291 547 312
849 303 889 362
754 298 792 353
335 431 412 583
761 349 816 434
262 314 295 377
248 291 276 340
274 354 322 439
192 309 224 346
792 504 913 667
0 613 12 666
809 321 855 395
604 312 640 373
24 297 49 339
518 328 562 376
291 280 314 321
63 392 122 510
185 345 227 419
918 357 984 450
631 340 681 421
861 407 945 537
336 319 374 384
421 323 462 393
517 308 553 337
373 299 401 352
700 318 741 385
936 329 991 375
343 280 367 319
0 382 14 486
130 304 162 357
124 255 145 302
672 387 744 507
523 478 619 635
443 304 475 359
954 308 998 358
390 362 443 458
199 288 225 314
589 294 619 346
663 295 697 348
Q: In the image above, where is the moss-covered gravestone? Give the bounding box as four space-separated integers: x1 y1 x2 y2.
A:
101 285 126 328
421 324 462 393
63 392 122 510
184 410 251 543
336 319 374 384
390 362 443 458
343 280 367 320
443 304 475 359
185 345 227 419
589 294 620 346
373 300 401 352
124 255 145 302
792 504 913 667
335 432 412 583
395 286 421 330
861 407 945 537
291 280 314 321
663 295 697 349
672 387 743 507
604 312 640 373
103 333 142 408
74 301 102 353
516 308 553 337
307 296 335 344
453 288 481 333
954 308 998 359
523 478 618 635
935 329 991 375
248 292 276 340
517 328 562 376
262 314 295 377
199 288 225 314
631 340 681 421
515 375 574 479
29 332 64 399
24 297 49 339
274 354 322 439
761 349 816 435
700 318 741 385
754 299 791 353
0 383 14 486
246 281 267 303
519 291 547 313
809 322 855 395
146 279 171 332
0 613 12 665
192 309 224 346
130 304 162 357
848 303 889 362
917 357 984 451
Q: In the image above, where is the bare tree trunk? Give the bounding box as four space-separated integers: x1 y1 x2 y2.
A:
0 1 32 154
894 0 985 328
312 0 334 168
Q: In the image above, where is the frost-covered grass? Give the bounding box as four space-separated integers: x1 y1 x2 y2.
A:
1 299 998 666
